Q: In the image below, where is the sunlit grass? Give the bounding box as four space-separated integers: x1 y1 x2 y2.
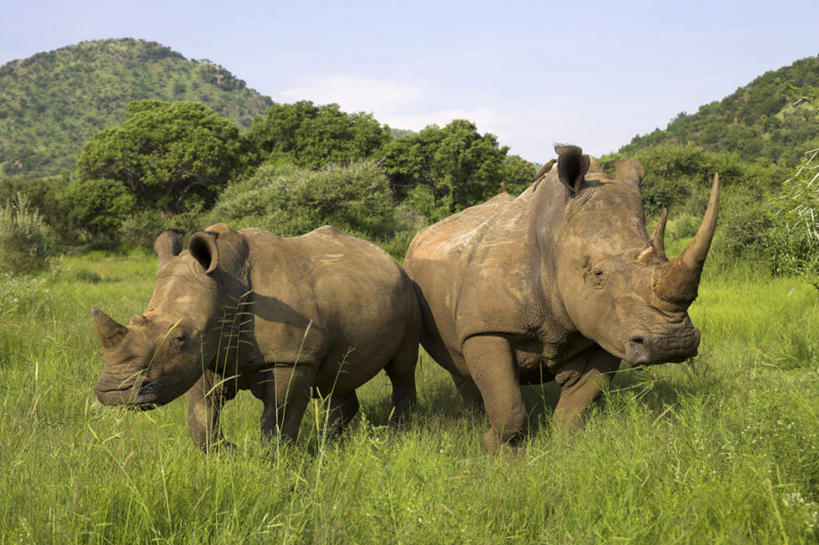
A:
0 253 817 543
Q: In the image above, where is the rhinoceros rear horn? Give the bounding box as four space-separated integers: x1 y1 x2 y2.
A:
189 231 219 274
555 145 590 195
650 208 668 257
654 174 720 305
154 229 185 270
91 307 128 348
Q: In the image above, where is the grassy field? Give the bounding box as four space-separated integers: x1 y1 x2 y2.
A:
0 251 817 544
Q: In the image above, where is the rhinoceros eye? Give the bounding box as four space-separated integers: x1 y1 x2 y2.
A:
586 267 606 287
171 331 187 350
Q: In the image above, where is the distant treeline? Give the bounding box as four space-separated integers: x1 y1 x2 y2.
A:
0 99 537 257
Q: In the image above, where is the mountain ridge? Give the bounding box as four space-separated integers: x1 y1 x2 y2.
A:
0 38 273 179
618 55 819 165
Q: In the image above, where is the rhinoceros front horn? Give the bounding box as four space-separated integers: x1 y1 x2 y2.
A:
91 307 128 348
653 173 720 305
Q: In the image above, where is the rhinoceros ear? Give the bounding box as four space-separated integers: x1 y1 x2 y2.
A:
555 145 590 195
614 159 646 186
154 229 185 270
189 231 219 275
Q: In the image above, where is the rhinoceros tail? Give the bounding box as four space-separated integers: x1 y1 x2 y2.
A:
409 279 456 371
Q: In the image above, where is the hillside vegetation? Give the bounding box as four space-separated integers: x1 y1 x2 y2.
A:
0 38 272 179
0 43 815 279
620 55 819 165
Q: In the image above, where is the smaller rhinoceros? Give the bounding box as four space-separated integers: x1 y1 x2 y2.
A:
92 224 420 450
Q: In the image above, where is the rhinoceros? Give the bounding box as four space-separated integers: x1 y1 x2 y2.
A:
92 223 420 450
404 145 718 450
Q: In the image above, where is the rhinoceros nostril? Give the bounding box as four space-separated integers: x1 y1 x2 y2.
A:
625 336 650 365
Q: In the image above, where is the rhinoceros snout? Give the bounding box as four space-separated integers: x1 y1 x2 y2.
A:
624 328 700 366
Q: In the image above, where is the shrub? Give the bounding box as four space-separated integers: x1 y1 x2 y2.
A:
0 192 55 273
59 178 135 245
763 219 819 277
717 190 775 260
605 143 785 217
209 161 396 240
119 209 167 250
764 148 819 278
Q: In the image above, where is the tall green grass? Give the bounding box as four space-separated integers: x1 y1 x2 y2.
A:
1 253 817 544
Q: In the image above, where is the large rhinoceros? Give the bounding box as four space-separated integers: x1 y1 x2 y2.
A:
92 223 420 450
404 145 718 451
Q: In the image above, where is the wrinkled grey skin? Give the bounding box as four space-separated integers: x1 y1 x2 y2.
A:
404 145 719 451
92 223 420 450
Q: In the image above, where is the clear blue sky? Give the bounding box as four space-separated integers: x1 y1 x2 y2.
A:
2 0 817 161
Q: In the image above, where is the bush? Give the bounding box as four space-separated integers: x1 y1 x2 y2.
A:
763 149 819 278
0 193 55 273
119 209 167 250
763 219 819 277
59 178 135 245
209 161 396 240
604 143 785 217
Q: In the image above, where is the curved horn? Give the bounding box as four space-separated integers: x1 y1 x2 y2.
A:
650 208 668 258
654 174 720 304
91 307 128 348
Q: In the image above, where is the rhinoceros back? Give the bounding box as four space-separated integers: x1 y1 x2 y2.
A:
405 192 530 371
240 226 418 393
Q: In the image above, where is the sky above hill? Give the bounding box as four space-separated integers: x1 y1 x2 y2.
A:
2 0 817 162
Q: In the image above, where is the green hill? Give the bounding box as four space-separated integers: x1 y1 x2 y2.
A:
0 38 273 179
619 55 819 165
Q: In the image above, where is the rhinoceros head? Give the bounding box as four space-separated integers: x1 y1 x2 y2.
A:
551 145 718 366
92 225 246 407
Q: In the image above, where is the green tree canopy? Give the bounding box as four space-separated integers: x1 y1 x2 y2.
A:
208 161 395 240
59 178 136 242
247 101 390 169
75 100 247 213
380 120 535 220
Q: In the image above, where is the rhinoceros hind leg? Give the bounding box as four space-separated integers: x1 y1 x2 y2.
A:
463 335 527 451
323 390 360 437
384 330 419 424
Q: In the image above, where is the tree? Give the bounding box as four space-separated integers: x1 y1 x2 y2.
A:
59 178 135 243
75 101 248 213
208 161 395 240
247 101 390 169
380 120 530 220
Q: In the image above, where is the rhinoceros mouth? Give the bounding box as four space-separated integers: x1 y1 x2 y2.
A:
94 378 163 408
623 328 700 366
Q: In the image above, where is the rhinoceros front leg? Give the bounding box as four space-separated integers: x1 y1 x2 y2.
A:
260 364 316 444
553 349 620 433
462 334 527 451
187 369 237 452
